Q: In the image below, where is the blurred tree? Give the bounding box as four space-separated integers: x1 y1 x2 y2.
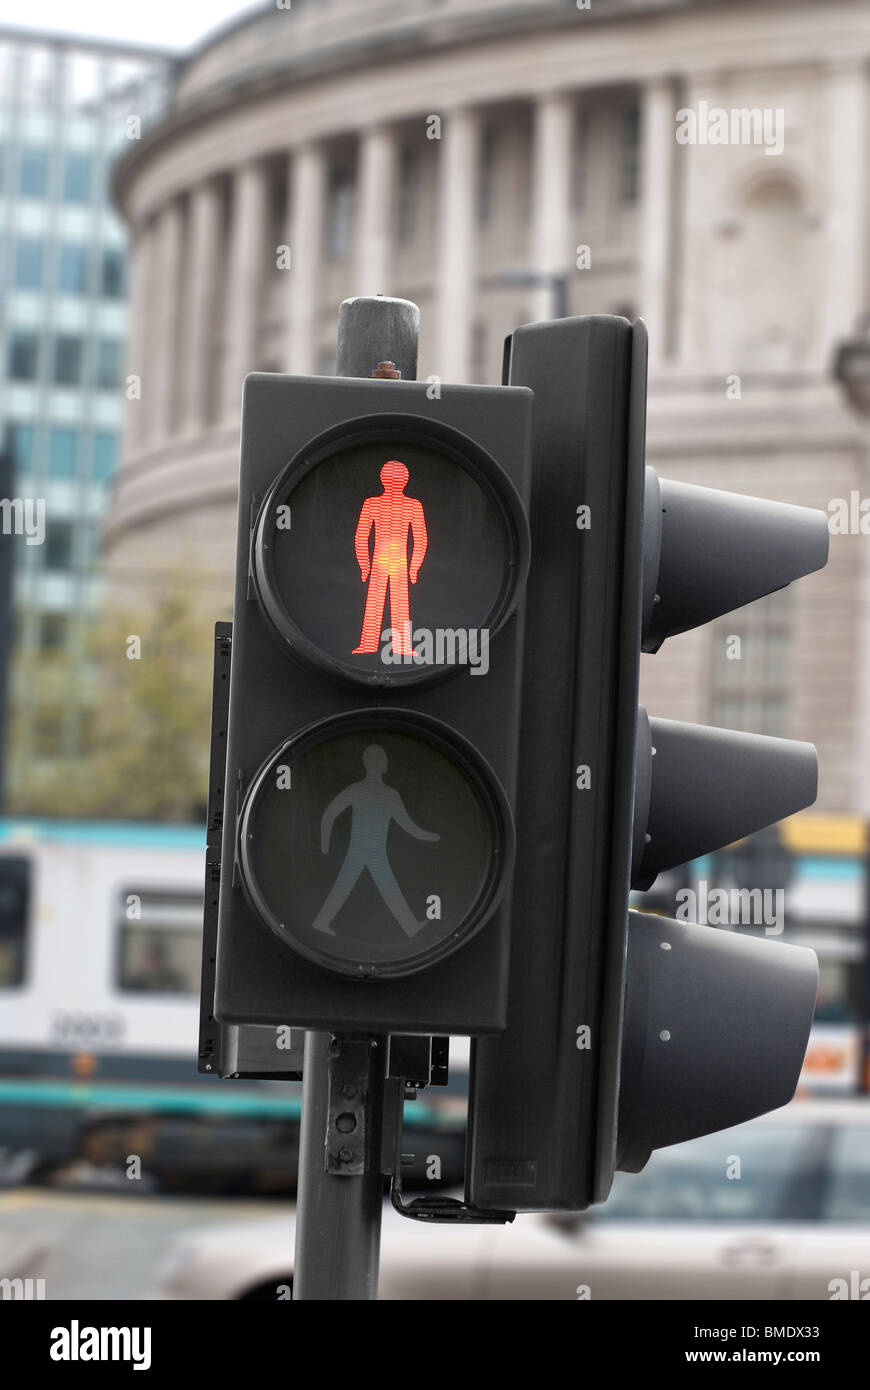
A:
7 594 216 822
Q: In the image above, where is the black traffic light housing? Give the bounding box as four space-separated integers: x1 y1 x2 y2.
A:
468 316 646 1210
213 373 532 1036
467 315 827 1213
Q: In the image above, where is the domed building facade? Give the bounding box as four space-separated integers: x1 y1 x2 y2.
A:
109 0 870 814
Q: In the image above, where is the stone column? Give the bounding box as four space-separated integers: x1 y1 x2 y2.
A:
674 76 704 368
530 91 574 323
181 178 222 434
437 107 478 384
123 218 154 456
639 76 677 366
823 59 866 360
284 143 326 375
148 198 183 445
356 124 396 297
222 159 270 421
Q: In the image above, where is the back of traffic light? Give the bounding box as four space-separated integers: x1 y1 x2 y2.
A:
467 315 828 1212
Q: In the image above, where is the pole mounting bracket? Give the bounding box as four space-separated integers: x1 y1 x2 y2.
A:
325 1034 380 1177
382 1072 515 1225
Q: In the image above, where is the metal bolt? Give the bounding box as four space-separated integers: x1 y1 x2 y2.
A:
338 1147 353 1164
371 359 402 379
342 1083 357 1099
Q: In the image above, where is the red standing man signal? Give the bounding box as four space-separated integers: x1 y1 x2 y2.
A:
352 460 427 656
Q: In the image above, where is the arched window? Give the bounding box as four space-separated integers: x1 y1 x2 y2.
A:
718 173 815 369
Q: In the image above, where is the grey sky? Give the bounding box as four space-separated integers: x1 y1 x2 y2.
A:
0 1 263 52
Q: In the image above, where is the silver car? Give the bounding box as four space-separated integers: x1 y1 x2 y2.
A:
151 1099 870 1300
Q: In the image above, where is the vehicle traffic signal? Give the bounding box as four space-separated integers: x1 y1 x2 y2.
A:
467 315 828 1212
211 373 532 1036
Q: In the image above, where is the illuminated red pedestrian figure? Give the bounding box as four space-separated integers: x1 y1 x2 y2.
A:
352 460 427 655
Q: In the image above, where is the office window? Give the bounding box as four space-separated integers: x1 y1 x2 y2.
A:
101 247 125 298
325 164 353 261
18 148 48 197
58 244 89 294
44 521 73 571
53 335 83 386
78 523 101 567
14 238 44 289
66 53 100 111
477 125 496 225
710 590 793 738
397 144 417 243
621 101 640 203
20 47 55 108
48 428 78 478
95 338 121 389
62 151 92 203
7 423 35 479
8 331 39 381
92 431 117 483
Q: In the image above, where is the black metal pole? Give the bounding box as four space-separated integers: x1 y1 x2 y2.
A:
293 1031 387 1299
292 295 421 1301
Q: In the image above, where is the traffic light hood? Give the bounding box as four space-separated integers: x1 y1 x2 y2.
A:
616 910 819 1173
642 468 830 652
631 710 818 891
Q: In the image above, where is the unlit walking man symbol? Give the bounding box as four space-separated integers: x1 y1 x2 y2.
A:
312 745 440 938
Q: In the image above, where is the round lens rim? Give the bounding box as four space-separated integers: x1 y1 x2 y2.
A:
236 707 515 980
251 412 530 691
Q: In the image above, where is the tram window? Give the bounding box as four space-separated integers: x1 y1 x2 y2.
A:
824 1127 870 1221
117 887 202 995
0 856 29 988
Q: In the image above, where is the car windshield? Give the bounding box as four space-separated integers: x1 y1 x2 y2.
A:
592 1123 813 1222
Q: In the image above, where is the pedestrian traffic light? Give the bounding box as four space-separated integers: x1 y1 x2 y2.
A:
212 373 532 1035
467 315 828 1212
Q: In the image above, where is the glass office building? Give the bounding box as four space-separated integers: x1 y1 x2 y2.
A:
0 28 172 780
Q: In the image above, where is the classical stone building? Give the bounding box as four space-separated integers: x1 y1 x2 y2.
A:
109 0 870 814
